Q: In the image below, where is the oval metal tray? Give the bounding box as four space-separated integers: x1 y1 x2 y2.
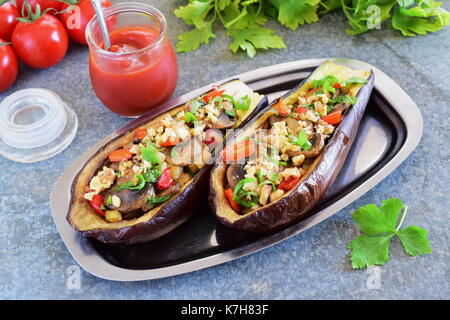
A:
50 58 422 281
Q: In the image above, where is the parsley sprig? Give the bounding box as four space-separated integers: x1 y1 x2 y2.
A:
348 198 431 269
174 0 449 57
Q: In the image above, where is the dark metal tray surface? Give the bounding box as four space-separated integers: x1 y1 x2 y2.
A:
50 58 422 281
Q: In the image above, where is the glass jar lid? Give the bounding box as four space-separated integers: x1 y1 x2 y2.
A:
0 89 78 163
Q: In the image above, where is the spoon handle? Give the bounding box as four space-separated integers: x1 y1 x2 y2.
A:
90 0 111 50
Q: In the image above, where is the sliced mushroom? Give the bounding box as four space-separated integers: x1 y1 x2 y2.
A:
221 100 234 112
157 183 181 198
286 133 324 158
167 138 203 166
269 114 283 127
211 113 236 129
330 102 349 114
103 169 153 213
332 88 341 98
226 164 245 190
286 118 299 135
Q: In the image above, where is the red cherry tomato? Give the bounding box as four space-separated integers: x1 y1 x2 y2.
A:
0 41 18 92
16 0 63 15
59 0 112 45
12 14 68 69
0 3 20 42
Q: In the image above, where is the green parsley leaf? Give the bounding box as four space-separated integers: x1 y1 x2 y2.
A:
397 226 432 256
348 198 432 269
174 0 212 29
268 0 321 30
228 25 285 58
348 234 394 269
392 3 449 37
176 21 216 53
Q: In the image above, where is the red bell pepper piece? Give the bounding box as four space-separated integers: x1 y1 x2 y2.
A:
88 194 105 216
275 97 290 117
157 167 174 190
225 188 240 212
333 83 341 89
222 139 256 163
203 88 225 104
278 177 301 192
134 128 147 140
322 110 342 125
161 137 180 147
295 107 308 114
108 148 133 162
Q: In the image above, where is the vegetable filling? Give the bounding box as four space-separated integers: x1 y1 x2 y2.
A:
84 87 253 222
222 74 367 214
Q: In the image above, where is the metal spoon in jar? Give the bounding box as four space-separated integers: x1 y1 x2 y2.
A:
89 0 111 50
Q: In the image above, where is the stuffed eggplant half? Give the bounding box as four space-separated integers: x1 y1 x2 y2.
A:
68 80 266 245
209 61 374 231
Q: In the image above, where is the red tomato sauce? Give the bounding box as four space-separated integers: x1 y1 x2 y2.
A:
89 26 178 116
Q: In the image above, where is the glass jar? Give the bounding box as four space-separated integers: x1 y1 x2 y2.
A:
86 2 178 117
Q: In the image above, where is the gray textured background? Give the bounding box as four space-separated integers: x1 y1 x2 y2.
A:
0 0 449 299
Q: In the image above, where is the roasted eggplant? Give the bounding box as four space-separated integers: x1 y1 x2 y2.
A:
209 61 374 231
68 80 267 245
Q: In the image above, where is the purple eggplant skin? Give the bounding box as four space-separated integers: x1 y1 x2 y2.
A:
67 80 268 245
209 71 375 232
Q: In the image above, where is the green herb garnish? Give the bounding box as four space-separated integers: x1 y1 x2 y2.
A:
148 194 173 204
258 179 276 191
311 75 339 94
223 94 251 111
290 131 312 151
143 166 162 183
328 95 358 106
185 111 198 123
140 145 161 164
106 195 113 206
189 99 203 113
233 178 258 208
342 77 367 86
348 198 431 269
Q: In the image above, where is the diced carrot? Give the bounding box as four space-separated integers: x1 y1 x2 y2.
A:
108 148 133 162
134 128 147 140
322 110 342 125
225 188 240 212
